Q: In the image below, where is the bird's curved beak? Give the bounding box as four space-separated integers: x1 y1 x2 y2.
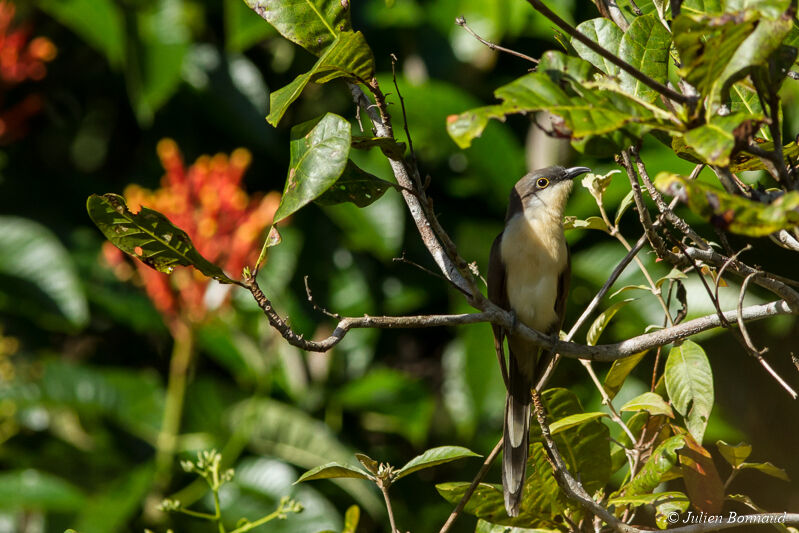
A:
564 166 592 180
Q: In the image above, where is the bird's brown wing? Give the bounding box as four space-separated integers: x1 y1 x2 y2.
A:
487 232 509 388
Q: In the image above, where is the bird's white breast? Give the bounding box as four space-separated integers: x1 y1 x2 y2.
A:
500 208 568 333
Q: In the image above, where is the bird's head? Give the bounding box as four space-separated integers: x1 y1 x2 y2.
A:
510 166 591 219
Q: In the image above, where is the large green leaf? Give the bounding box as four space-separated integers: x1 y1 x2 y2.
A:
0 216 89 329
664 341 714 443
618 14 671 103
586 299 635 346
572 18 623 76
620 391 675 417
273 113 352 223
243 0 352 56
655 172 799 236
0 470 85 511
86 193 237 283
447 53 661 149
682 112 761 166
230 398 383 516
737 461 790 481
267 31 375 125
549 412 609 434
296 462 373 483
36 0 125 65
394 446 480 480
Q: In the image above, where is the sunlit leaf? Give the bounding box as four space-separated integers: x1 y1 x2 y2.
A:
87 194 237 283
615 190 636 225
621 434 686 497
267 31 375 125
603 351 648 400
476 519 561 532
609 491 691 529
664 341 714 443
620 391 675 417
618 14 671 102
738 461 790 481
716 440 752 468
549 412 609 434
586 298 635 346
655 172 799 237
295 462 373 483
682 112 761 166
572 18 623 76
343 505 360 533
273 113 352 223
394 446 480 480
354 453 378 475
562 216 609 232
243 0 352 56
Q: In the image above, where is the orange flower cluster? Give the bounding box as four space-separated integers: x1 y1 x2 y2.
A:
103 139 281 326
0 1 57 142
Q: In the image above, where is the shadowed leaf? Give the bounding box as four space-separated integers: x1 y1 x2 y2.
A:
716 440 752 468
0 470 86 512
621 435 686 497
314 160 390 208
87 194 236 283
586 298 635 346
620 391 675 417
679 434 724 514
572 18 623 76
738 461 790 481
603 351 648 400
682 113 761 166
295 462 373 483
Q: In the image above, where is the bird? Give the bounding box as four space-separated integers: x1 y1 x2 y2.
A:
487 165 590 516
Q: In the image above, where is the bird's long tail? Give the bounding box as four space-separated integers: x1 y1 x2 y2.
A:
502 353 532 517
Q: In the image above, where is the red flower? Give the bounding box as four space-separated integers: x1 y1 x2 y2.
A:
103 140 281 327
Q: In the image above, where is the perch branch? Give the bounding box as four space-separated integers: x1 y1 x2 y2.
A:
455 16 539 64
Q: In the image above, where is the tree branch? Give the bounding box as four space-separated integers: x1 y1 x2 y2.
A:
455 16 539 64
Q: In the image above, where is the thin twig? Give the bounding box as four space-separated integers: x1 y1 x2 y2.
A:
525 0 692 105
455 16 539 64
737 272 798 398
304 276 341 319
379 484 399 533
439 439 503 533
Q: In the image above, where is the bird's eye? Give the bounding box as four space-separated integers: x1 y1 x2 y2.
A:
537 178 550 188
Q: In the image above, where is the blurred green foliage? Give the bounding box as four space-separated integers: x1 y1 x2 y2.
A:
1 0 798 531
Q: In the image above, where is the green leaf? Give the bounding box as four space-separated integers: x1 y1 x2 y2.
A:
609 491 691 529
549 412 609 434
74 463 154 533
225 0 275 52
664 340 714 443
621 435 686 496
609 285 652 298
394 446 480 480
586 298 635 346
87 193 237 284
603 351 647 400
682 112 761 166
243 0 352 56
738 461 790 481
446 52 662 149
620 391 675 417
36 0 125 65
354 453 378 475
562 216 609 232
716 440 752 468
343 505 360 533
731 140 799 172
274 113 352 223
655 172 799 237
314 160 390 208
476 519 561 533
572 18 623 76
618 14 671 102
0 470 85 511
436 481 560 528
295 462 373 483
0 216 89 330
230 398 383 516
615 190 636 225
351 135 406 158
581 170 620 206
267 31 375 126
655 267 688 289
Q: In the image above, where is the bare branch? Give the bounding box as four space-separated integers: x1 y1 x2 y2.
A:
455 16 539 64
